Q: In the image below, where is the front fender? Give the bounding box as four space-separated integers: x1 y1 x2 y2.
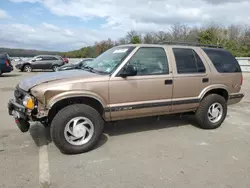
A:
46 90 108 109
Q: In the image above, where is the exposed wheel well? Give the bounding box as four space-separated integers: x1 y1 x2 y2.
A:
203 88 229 101
47 97 104 124
21 63 31 71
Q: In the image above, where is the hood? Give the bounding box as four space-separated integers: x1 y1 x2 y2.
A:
19 70 97 91
59 63 76 69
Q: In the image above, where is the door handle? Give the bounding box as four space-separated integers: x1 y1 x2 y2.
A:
202 78 209 83
165 80 173 85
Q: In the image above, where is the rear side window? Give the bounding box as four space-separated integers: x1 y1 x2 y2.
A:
42 56 58 60
202 48 241 73
173 48 206 74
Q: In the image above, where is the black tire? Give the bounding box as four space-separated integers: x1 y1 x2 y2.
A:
50 104 104 154
0 69 2 76
52 65 59 72
195 94 227 129
23 65 32 72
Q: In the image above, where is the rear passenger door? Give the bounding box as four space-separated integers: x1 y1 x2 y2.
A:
40 56 57 69
170 47 210 112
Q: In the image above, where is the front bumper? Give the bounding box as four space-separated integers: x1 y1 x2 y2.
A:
8 99 30 132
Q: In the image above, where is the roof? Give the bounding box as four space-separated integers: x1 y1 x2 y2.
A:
118 42 223 49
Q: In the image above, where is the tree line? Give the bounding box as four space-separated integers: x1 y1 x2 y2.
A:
0 47 59 57
59 24 250 58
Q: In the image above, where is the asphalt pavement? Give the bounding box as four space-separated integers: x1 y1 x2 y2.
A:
0 70 250 188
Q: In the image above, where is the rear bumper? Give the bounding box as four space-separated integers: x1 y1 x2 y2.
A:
15 64 23 70
2 66 13 73
228 93 244 105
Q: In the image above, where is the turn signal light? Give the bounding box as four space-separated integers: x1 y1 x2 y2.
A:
26 98 35 109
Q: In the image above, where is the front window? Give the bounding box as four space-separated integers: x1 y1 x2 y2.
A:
82 46 135 74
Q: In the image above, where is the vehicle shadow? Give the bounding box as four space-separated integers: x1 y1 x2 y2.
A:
29 122 108 150
0 74 21 77
103 114 198 136
28 114 197 150
29 123 51 147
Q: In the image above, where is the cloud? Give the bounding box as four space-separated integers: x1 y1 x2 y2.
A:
202 0 248 4
5 0 250 51
36 0 250 28
0 23 122 51
0 9 9 19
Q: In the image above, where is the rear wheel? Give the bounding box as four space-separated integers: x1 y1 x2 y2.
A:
52 65 59 72
195 94 227 129
0 69 2 76
23 65 32 72
50 104 104 154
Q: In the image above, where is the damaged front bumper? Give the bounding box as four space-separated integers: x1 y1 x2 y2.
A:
8 99 30 132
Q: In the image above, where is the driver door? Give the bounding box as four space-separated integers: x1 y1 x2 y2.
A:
108 46 173 121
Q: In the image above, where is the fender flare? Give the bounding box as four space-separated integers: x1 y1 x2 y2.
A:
46 90 107 110
198 84 229 99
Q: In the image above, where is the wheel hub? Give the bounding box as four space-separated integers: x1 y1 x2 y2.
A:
73 125 86 138
64 117 94 146
208 102 223 123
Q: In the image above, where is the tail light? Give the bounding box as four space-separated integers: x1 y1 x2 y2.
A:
5 60 9 67
240 74 243 85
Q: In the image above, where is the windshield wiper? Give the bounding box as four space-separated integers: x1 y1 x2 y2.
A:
81 65 96 73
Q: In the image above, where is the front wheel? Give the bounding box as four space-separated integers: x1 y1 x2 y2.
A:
23 65 32 72
195 94 227 129
50 104 104 154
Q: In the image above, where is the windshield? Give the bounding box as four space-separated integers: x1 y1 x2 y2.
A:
82 46 135 74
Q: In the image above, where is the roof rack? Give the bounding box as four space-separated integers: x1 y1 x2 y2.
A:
157 41 223 48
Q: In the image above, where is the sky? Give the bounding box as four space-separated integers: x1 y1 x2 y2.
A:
0 0 250 52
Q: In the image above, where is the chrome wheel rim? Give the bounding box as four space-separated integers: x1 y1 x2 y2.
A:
53 66 58 71
25 66 31 72
64 117 94 146
207 102 223 123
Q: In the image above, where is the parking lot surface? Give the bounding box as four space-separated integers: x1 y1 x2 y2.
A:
0 70 250 188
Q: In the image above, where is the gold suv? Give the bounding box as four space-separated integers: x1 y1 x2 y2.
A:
8 42 244 154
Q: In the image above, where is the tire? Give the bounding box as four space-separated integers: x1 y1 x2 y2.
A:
0 69 2 76
195 94 227 129
52 65 59 72
50 104 104 154
23 65 32 72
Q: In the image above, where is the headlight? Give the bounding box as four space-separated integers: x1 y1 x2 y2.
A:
23 95 35 110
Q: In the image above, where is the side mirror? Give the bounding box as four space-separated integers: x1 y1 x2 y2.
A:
120 64 137 77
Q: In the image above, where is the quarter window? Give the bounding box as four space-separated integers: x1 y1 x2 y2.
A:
41 56 58 61
173 48 206 74
202 48 241 73
127 47 169 75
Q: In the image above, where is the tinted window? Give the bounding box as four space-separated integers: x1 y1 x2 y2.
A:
202 48 241 73
173 48 206 74
42 56 58 60
128 47 169 75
